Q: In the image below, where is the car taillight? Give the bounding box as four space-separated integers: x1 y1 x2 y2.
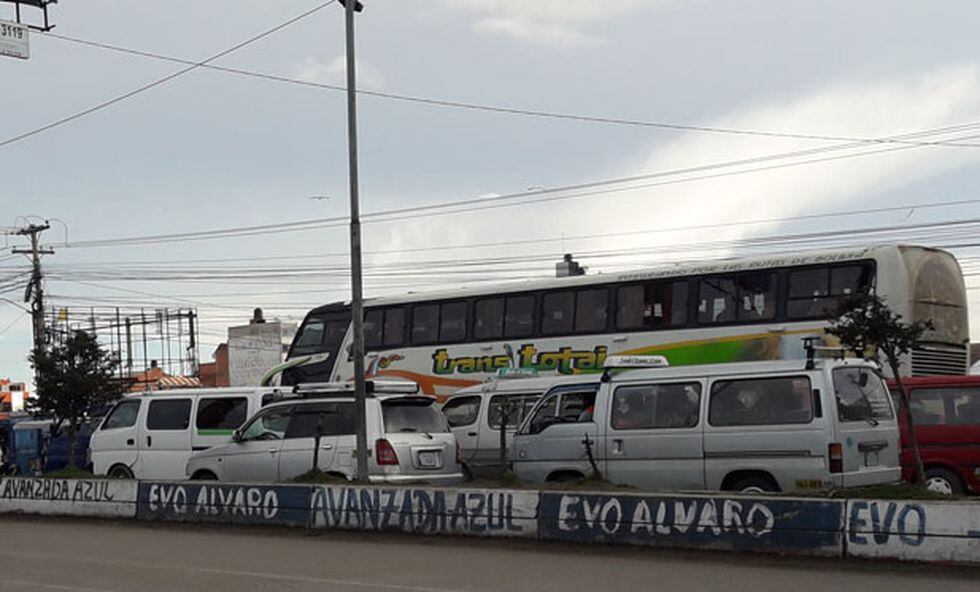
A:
829 443 843 474
375 438 399 466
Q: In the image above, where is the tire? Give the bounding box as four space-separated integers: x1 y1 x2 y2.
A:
191 470 218 481
729 475 778 494
924 467 963 496
108 465 134 479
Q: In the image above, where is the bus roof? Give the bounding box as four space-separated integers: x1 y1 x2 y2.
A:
305 244 949 313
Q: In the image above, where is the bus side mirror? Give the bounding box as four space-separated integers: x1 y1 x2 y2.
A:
859 372 869 388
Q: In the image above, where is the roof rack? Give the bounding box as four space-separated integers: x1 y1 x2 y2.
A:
600 355 669 382
492 367 540 379
802 336 847 370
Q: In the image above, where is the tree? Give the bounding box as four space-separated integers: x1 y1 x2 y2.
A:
826 294 933 486
28 330 130 469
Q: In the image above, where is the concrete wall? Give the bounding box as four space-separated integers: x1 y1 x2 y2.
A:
2 477 978 565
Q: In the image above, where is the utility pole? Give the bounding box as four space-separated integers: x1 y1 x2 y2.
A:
12 224 54 371
340 0 368 482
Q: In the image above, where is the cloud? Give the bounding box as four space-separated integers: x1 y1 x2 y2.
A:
443 0 664 48
374 65 980 281
292 56 385 90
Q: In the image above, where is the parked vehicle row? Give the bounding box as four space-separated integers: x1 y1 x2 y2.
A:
88 381 463 484
22 355 975 496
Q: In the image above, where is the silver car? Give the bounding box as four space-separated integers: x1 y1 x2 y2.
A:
186 388 463 485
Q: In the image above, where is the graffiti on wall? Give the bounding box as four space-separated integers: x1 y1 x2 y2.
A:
311 487 536 536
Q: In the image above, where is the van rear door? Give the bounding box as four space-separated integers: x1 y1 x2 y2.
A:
832 367 901 487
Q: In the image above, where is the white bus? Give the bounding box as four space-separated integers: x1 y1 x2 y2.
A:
274 245 969 398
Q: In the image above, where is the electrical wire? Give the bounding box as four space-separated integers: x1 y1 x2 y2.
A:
37 31 980 150
0 1 337 150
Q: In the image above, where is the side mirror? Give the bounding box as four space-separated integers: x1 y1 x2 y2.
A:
231 429 243 443
859 372 869 388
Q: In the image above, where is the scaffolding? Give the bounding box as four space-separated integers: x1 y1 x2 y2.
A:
45 306 199 380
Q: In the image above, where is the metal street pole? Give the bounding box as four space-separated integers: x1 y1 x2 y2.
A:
342 0 369 482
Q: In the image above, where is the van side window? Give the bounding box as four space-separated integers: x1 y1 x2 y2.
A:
285 403 356 438
147 399 192 431
906 387 980 425
558 391 596 422
196 397 248 432
488 394 539 429
709 376 813 426
442 396 481 427
526 394 559 434
102 400 141 430
612 383 701 430
617 281 688 330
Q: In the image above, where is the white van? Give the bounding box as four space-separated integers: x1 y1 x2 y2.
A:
512 358 901 493
90 388 272 480
443 373 597 478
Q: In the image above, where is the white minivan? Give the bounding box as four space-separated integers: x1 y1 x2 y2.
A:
443 373 597 478
512 357 901 493
90 388 272 480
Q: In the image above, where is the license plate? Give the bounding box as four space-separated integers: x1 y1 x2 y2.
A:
417 451 440 468
864 451 879 467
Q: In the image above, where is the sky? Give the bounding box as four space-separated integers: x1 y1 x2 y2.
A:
2 0 980 385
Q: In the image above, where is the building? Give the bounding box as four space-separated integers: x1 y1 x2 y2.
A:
127 363 203 393
199 343 230 388
226 309 296 387
0 379 29 415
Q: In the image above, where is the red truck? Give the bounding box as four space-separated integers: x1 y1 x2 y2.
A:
888 375 980 495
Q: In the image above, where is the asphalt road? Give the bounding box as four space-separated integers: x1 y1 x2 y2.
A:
0 516 976 592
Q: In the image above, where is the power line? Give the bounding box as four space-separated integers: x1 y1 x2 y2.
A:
50 122 980 250
0 1 336 150
36 31 980 151
35 196 980 262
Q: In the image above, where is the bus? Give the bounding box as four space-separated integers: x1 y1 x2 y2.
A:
273 245 970 397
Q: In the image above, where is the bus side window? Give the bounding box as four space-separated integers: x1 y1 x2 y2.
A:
412 304 439 344
699 276 736 324
504 295 535 338
542 291 574 335
383 307 406 347
474 298 504 341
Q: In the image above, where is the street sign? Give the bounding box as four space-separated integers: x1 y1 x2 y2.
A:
0 19 28 59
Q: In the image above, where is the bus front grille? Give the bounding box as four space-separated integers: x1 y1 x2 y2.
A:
911 344 968 376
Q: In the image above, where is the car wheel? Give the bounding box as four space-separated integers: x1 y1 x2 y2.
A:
730 475 778 494
924 468 963 496
108 465 134 479
191 470 218 481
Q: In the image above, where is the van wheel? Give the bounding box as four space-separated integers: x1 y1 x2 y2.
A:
191 470 218 481
108 465 134 479
547 471 585 483
729 475 778 494
924 468 963 496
